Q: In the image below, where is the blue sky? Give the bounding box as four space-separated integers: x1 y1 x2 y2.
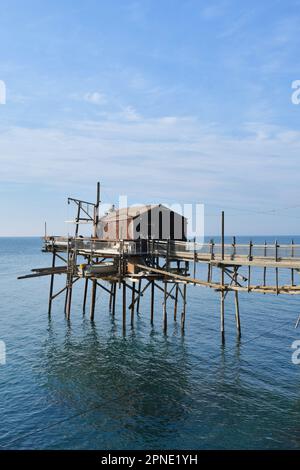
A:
0 0 300 235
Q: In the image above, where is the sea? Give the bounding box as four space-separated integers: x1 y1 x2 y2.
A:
0 236 300 450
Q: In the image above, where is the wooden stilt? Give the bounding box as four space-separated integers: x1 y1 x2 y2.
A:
90 279 97 321
109 282 114 312
122 281 126 333
220 271 225 340
64 273 69 315
248 266 251 292
181 283 187 332
48 250 56 316
136 279 142 314
131 282 135 326
234 290 241 336
193 236 196 283
221 283 225 342
207 263 211 283
66 257 74 320
82 278 88 314
66 278 73 320
291 240 295 286
150 280 155 325
221 211 225 341
65 240 75 320
263 240 267 294
163 281 167 333
234 268 241 336
232 236 236 260
112 282 116 317
275 240 279 295
174 284 179 321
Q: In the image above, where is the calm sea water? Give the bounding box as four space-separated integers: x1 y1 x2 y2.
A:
0 236 300 450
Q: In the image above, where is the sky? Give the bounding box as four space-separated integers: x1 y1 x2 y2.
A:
0 0 300 236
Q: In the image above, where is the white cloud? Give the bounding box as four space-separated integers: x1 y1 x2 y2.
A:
1 112 300 235
83 92 107 105
0 113 300 213
120 105 141 122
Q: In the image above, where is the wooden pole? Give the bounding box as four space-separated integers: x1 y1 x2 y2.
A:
136 279 142 314
181 283 187 332
91 183 100 321
221 211 225 341
234 290 241 336
193 236 196 282
221 211 225 260
150 280 155 325
66 277 73 321
64 238 71 316
234 268 241 336
75 201 81 237
275 240 279 295
93 182 100 237
122 281 126 333
163 280 167 333
210 240 214 282
65 243 75 320
291 239 295 286
64 279 68 315
82 278 88 314
263 240 267 293
109 282 114 311
220 286 225 341
207 262 211 283
90 279 97 321
248 240 252 293
47 250 56 316
174 284 179 321
232 236 236 260
112 282 116 317
131 282 135 326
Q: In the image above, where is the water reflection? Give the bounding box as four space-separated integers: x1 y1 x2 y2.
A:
41 321 192 443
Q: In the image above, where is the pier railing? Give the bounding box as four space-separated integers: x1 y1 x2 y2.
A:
43 236 300 263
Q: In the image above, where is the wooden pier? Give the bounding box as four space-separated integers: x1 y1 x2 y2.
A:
18 183 300 339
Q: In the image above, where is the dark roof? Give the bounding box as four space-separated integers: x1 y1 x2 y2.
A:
100 204 186 222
